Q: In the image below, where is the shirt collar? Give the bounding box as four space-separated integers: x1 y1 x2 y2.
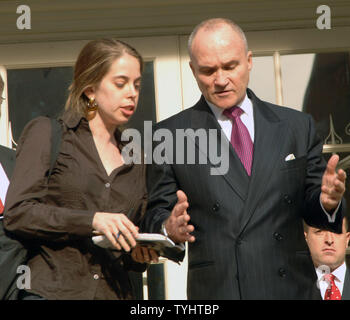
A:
61 111 85 129
206 93 253 121
60 112 128 148
316 262 346 282
333 262 346 283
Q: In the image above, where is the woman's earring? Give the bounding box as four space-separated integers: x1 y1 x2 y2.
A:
87 97 98 112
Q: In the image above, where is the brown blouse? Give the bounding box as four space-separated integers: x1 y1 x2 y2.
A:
3 113 147 300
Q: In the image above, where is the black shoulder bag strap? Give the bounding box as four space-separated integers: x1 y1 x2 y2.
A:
47 118 63 182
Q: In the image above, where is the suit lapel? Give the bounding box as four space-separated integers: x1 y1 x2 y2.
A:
342 266 350 300
189 97 249 201
238 91 288 233
0 145 15 179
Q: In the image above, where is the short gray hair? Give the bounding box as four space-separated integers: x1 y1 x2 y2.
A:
188 18 248 59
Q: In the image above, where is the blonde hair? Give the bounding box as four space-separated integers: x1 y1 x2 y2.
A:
64 39 143 118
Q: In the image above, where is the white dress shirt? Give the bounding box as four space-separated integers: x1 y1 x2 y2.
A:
206 93 254 143
316 262 346 299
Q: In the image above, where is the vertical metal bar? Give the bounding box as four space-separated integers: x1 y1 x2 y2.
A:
147 262 165 300
273 51 284 106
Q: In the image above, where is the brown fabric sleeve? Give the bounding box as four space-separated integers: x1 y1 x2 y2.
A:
3 116 94 241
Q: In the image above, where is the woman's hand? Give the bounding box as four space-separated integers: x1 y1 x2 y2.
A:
131 245 159 264
92 212 139 252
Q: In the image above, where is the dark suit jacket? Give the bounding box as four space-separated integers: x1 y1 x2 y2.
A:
0 145 15 179
143 89 344 300
342 266 350 300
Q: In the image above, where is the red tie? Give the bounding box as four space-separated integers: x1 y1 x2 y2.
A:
324 273 341 300
0 198 4 215
223 106 254 176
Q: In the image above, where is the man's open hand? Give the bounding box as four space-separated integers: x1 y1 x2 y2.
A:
164 190 195 244
320 154 347 212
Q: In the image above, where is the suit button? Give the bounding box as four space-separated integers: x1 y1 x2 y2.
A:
278 268 286 278
284 195 292 204
237 238 242 245
212 202 220 212
274 232 283 241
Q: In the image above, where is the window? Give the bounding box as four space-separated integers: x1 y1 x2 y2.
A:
7 62 156 146
280 51 350 212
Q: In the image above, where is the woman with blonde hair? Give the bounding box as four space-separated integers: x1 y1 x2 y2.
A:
4 39 157 300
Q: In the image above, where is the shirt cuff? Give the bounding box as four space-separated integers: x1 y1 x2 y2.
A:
160 221 168 236
160 221 185 250
320 195 341 223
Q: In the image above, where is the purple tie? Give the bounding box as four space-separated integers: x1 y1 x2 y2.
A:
223 106 254 176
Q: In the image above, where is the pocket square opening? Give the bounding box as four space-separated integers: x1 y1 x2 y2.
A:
285 154 296 161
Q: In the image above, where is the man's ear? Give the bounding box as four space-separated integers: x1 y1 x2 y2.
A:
189 61 195 77
346 232 350 247
247 50 253 72
304 231 308 242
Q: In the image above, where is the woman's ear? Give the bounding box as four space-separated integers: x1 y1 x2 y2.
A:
83 87 95 100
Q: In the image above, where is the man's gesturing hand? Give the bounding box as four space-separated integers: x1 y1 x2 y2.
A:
320 154 347 212
164 190 195 244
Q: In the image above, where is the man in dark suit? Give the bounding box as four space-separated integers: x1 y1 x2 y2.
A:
0 145 15 211
0 74 26 300
0 74 15 206
0 145 22 300
142 18 347 299
304 218 350 300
